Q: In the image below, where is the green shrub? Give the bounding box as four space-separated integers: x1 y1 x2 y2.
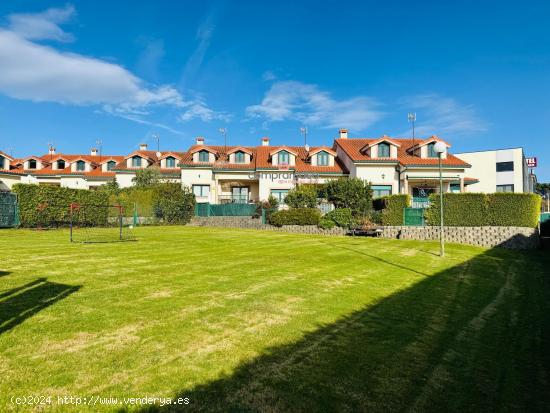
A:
325 178 373 216
373 194 410 226
318 218 336 229
425 193 487 226
13 184 109 227
322 208 353 229
132 167 162 187
284 185 318 208
425 193 541 228
486 193 541 227
269 208 321 227
153 184 195 224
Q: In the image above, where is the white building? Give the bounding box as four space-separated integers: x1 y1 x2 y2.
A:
455 148 536 193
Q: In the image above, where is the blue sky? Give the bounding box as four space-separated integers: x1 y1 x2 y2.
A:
0 0 549 181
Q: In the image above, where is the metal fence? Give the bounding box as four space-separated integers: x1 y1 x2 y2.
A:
195 202 257 217
403 207 425 226
0 192 19 228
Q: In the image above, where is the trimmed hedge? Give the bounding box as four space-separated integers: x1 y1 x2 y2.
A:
425 193 487 227
373 195 411 226
13 184 110 227
425 193 541 228
486 193 541 227
269 208 321 227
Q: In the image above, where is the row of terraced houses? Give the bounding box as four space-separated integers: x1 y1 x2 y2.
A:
0 129 537 204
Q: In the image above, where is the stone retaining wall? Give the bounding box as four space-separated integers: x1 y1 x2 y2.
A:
380 226 539 250
189 217 346 236
189 217 539 249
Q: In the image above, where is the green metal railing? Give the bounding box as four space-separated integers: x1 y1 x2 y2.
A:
411 197 431 209
0 192 19 228
195 202 256 217
403 207 425 226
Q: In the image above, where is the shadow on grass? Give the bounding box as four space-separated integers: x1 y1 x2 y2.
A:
138 246 550 413
0 270 10 277
0 278 81 335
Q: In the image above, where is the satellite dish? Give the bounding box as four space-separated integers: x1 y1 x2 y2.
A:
304 144 310 152
156 151 162 158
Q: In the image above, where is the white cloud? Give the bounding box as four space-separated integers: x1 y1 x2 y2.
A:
180 99 231 122
7 4 76 42
181 13 216 84
0 29 183 111
262 70 277 81
400 94 487 136
246 80 383 130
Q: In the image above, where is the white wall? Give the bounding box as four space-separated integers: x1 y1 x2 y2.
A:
354 164 399 194
456 148 526 193
0 174 21 190
181 168 214 202
116 173 136 188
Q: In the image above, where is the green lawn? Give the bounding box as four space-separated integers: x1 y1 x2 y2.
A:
0 227 549 412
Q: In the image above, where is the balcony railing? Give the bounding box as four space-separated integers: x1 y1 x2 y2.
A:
411 197 431 209
218 195 250 204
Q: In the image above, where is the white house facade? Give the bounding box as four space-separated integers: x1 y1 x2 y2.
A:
0 131 538 200
454 148 537 193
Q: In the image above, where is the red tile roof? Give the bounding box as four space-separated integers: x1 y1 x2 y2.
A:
180 144 348 174
335 138 469 167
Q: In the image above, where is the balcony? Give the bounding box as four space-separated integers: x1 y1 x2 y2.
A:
218 195 251 204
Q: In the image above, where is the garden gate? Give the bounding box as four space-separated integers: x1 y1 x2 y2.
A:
403 207 425 226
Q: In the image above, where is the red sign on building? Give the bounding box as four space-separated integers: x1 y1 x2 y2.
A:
526 157 537 168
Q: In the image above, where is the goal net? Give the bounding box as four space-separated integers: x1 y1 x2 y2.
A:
69 203 135 243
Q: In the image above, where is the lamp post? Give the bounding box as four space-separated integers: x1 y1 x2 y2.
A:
433 141 447 257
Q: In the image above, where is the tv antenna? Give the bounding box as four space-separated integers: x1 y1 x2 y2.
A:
47 141 54 161
408 113 416 154
300 127 308 147
152 134 160 153
219 128 227 161
96 139 103 163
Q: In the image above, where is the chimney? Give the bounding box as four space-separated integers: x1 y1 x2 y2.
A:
48 146 56 155
196 136 205 145
90 148 98 156
139 143 148 151
339 128 348 139
261 137 270 146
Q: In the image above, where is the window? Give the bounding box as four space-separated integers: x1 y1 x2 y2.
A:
496 184 514 193
166 156 176 168
427 143 438 158
496 161 514 172
232 186 249 203
277 150 290 165
198 150 210 162
317 151 329 166
107 161 116 171
132 156 142 167
192 185 210 198
76 160 86 171
378 142 390 158
450 184 461 193
57 160 65 169
271 189 289 204
28 159 37 169
372 185 392 198
0 156 4 169
234 151 245 163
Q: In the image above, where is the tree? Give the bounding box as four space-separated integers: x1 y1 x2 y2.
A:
284 185 318 208
325 178 373 216
535 183 550 194
153 184 196 224
132 167 162 188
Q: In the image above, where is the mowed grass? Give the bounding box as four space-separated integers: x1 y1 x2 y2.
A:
0 226 549 412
